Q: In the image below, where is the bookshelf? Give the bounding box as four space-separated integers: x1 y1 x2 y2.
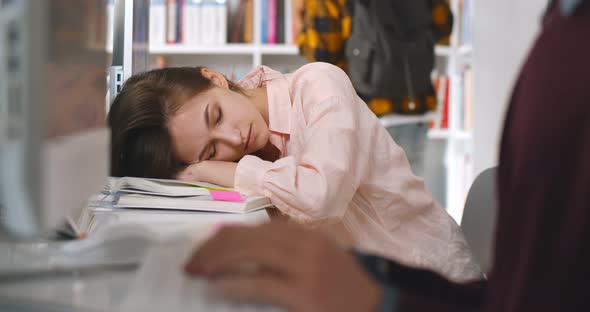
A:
107 0 474 223
440 0 474 223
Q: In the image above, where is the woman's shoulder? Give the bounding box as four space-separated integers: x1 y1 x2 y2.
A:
292 62 350 83
290 62 357 100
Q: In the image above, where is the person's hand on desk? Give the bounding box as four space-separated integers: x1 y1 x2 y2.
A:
176 161 237 188
183 222 382 312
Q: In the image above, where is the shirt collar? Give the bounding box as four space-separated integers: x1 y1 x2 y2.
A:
237 66 292 135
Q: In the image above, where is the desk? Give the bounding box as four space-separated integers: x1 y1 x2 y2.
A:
0 265 134 311
0 207 272 311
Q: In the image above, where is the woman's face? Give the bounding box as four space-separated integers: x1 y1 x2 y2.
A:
168 74 270 165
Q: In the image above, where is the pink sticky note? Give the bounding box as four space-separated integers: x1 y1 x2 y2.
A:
209 190 245 202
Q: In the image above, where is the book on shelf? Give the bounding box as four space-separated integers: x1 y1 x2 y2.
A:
104 177 273 214
428 69 474 133
462 67 473 131
283 0 294 44
458 0 472 46
261 0 286 44
276 0 286 43
228 0 246 42
269 0 278 44
243 0 254 43
440 75 450 129
182 0 201 45
217 0 228 45
166 0 180 43
200 0 224 45
116 0 295 47
429 75 450 130
261 0 268 43
150 0 167 45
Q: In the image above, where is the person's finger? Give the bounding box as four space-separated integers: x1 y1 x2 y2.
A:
185 225 261 274
195 243 300 279
186 223 284 266
211 274 296 310
184 222 304 276
186 232 299 277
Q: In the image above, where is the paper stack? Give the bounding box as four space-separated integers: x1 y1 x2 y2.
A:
106 177 273 214
77 177 273 235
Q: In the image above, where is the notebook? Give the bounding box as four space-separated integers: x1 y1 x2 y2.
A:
106 177 273 214
114 193 272 214
79 193 272 237
107 176 229 197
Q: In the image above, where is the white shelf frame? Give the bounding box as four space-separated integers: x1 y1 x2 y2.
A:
442 0 474 224
115 43 454 57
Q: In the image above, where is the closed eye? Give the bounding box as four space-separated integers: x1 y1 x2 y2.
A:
207 105 222 160
216 105 222 125
209 143 216 159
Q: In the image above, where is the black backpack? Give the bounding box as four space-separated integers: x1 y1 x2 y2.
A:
346 0 447 114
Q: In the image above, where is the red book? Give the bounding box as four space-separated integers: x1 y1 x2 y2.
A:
441 76 450 129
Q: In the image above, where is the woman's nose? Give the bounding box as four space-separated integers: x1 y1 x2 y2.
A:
213 129 242 147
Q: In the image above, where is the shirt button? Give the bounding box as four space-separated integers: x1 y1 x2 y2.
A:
353 48 360 56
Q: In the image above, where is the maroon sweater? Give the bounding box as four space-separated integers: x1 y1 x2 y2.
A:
390 2 590 311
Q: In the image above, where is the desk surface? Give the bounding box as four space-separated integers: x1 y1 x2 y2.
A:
0 267 134 311
0 208 272 311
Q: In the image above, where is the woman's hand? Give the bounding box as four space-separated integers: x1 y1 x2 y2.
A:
176 163 202 182
176 163 202 181
184 222 383 312
176 161 238 188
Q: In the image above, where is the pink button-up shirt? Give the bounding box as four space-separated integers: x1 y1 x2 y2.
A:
235 63 481 281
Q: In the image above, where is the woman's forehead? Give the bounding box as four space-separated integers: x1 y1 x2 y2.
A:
177 90 210 114
168 98 209 163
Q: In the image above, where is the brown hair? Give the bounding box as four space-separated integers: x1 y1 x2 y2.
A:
108 66 244 178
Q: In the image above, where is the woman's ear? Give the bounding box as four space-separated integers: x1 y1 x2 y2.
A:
201 68 229 89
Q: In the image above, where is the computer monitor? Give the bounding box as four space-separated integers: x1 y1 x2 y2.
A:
0 0 109 239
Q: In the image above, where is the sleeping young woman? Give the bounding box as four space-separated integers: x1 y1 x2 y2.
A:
108 62 481 281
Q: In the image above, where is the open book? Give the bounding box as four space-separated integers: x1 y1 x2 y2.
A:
106 177 272 214
107 177 229 197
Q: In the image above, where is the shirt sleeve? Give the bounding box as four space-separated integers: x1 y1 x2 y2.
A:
234 95 365 221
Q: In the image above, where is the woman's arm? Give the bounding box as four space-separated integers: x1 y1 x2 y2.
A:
176 161 237 188
233 95 366 221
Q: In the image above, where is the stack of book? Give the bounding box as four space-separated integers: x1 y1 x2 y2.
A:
78 177 273 234
105 177 271 212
